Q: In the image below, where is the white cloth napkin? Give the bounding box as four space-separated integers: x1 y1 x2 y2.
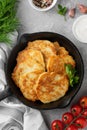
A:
0 32 48 130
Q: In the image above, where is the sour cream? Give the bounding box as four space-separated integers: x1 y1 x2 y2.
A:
72 15 87 43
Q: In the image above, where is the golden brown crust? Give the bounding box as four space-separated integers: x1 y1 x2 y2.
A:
53 41 60 54
58 47 69 55
19 72 42 101
17 49 45 68
27 40 57 64
60 55 76 67
36 72 69 103
47 54 75 74
47 55 65 74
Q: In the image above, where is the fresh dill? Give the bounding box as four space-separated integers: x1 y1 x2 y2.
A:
0 0 19 44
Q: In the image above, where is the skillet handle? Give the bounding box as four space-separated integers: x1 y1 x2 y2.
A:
0 84 12 101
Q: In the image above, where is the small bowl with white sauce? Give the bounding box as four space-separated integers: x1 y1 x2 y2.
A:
72 15 87 43
29 0 57 11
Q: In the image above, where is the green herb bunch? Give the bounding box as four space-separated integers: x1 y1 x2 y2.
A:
57 4 67 20
0 0 19 44
65 64 79 87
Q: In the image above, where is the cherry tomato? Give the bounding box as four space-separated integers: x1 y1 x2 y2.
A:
75 117 87 128
51 120 64 130
66 124 78 130
62 112 73 124
82 109 87 119
71 104 82 116
79 96 87 108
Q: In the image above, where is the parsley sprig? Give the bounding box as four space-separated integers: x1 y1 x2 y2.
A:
57 4 67 20
65 64 79 87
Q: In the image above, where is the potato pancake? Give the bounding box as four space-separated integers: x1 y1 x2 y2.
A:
47 55 65 74
27 40 57 64
36 72 69 103
19 72 42 101
17 49 45 68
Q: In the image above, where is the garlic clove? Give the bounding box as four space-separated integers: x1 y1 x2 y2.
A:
69 8 75 18
78 4 87 14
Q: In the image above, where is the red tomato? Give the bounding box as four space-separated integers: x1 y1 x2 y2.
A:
82 109 87 119
75 117 87 128
71 104 82 116
62 112 73 124
51 120 64 130
79 96 87 108
66 124 78 130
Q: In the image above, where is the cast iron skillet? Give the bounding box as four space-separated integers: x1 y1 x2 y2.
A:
0 32 84 109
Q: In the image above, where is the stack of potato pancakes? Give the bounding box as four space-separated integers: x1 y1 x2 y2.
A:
12 40 75 103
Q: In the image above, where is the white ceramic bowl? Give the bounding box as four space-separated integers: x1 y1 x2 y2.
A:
72 15 87 43
28 0 57 11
